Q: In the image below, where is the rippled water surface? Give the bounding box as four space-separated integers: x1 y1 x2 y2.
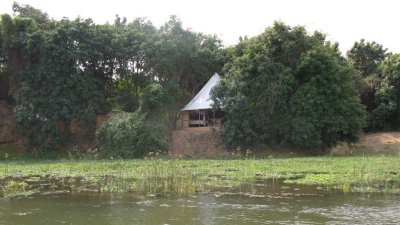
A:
0 192 399 225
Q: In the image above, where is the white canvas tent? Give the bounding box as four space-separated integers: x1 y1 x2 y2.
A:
182 73 221 111
181 73 222 128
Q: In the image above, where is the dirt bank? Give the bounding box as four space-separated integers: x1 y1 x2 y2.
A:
356 132 400 151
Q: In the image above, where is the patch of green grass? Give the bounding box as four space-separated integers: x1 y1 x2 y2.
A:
0 146 38 160
0 156 399 197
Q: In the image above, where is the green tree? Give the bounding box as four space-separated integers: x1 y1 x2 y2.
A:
347 39 388 117
262 22 326 69
213 22 325 148
213 22 365 150
371 54 400 130
12 1 50 27
2 3 223 153
347 39 388 78
4 16 118 151
144 16 223 98
138 16 223 128
106 17 156 112
212 37 292 147
288 46 365 148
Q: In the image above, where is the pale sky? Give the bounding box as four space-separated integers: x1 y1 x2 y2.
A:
1 0 399 54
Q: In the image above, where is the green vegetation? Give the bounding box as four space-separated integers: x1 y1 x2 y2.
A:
347 40 400 131
212 22 365 150
0 3 222 154
97 83 183 157
371 54 400 130
1 3 400 156
96 111 169 158
0 155 399 198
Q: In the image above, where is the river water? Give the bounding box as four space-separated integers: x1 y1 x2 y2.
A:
0 192 399 225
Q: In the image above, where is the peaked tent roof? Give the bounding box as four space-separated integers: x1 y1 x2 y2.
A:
182 73 221 111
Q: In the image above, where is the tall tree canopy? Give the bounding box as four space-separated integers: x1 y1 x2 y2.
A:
346 39 400 131
370 54 400 130
0 4 223 153
212 22 365 150
144 16 223 97
288 46 365 148
13 18 118 149
347 39 388 78
12 1 50 27
347 39 388 118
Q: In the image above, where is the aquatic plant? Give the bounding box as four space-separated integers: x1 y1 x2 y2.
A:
0 156 399 198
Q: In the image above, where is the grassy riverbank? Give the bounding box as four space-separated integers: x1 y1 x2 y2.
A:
1 155 399 197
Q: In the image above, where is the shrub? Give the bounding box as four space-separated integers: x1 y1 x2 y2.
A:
96 111 169 158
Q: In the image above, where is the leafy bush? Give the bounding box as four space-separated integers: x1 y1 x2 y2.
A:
96 111 169 158
96 83 181 158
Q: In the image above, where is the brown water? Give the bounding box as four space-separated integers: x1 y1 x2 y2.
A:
0 192 399 225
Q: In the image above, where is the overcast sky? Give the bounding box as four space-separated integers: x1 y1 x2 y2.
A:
1 0 399 54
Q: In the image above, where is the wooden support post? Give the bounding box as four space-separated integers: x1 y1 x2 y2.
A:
182 111 189 128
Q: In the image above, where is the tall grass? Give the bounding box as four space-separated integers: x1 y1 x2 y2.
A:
0 156 399 198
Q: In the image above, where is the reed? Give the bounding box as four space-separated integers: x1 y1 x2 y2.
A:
0 156 399 198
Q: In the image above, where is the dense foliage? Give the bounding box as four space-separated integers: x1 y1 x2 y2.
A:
370 54 400 130
96 83 181 157
2 3 400 155
346 40 400 131
0 3 222 153
288 47 365 148
212 22 365 150
96 111 168 158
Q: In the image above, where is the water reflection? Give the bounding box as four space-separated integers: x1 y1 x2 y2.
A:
0 193 399 225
